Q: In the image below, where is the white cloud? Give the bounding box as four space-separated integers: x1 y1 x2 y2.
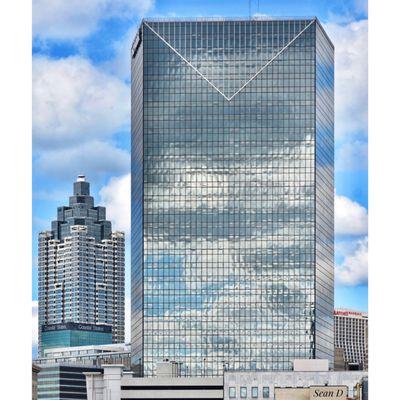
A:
32 301 38 347
336 236 368 285
99 174 131 233
335 194 368 236
323 19 368 138
33 56 130 150
33 56 131 180
36 140 130 180
33 189 70 202
335 239 360 260
33 0 154 40
103 25 139 81
336 140 368 171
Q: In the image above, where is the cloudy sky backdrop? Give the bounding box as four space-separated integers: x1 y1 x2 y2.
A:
31 0 368 356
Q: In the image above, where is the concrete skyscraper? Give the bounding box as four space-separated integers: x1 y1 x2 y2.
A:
334 309 368 370
38 176 125 356
131 18 334 376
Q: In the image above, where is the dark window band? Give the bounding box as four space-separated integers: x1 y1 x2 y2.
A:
121 385 223 390
122 398 222 400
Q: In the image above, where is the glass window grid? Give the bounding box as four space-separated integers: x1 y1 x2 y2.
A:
131 19 334 376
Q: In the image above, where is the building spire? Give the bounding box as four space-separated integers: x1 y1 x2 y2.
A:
73 175 90 196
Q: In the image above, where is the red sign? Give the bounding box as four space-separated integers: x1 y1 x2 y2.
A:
334 310 363 317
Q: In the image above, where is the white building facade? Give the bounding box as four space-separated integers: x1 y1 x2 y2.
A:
34 343 131 370
85 363 223 400
334 309 368 370
84 361 367 400
224 370 367 399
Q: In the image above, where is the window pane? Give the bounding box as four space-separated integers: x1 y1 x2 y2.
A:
240 387 247 398
252 386 258 398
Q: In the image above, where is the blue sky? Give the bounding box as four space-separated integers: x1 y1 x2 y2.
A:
31 0 368 354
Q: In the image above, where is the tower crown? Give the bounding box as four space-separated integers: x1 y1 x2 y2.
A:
73 175 90 196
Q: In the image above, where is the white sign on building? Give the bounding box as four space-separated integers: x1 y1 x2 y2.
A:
274 386 348 400
310 386 347 399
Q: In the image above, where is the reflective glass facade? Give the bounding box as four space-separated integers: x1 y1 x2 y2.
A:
37 364 101 400
131 18 334 376
40 323 113 354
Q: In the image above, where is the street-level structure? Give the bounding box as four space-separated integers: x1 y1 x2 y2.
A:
85 362 223 400
38 176 125 355
34 343 131 370
224 369 367 400
131 17 334 376
84 361 367 400
37 363 102 400
334 347 346 371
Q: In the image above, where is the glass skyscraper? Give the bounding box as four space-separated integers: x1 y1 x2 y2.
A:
131 18 334 376
38 176 125 356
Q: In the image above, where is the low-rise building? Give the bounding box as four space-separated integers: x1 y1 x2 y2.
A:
34 343 131 370
37 363 102 400
85 361 223 400
225 360 367 399
83 360 368 400
224 370 367 399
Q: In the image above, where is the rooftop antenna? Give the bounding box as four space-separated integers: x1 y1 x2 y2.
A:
249 0 251 18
